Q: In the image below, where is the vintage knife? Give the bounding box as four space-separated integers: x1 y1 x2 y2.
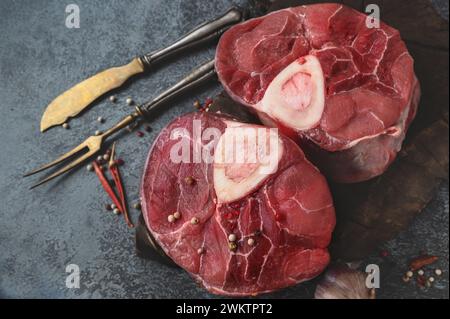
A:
40 7 245 132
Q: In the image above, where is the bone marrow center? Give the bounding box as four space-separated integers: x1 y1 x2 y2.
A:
259 55 326 131
213 125 283 203
281 71 314 111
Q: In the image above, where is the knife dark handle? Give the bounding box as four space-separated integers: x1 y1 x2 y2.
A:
140 7 245 68
141 59 216 114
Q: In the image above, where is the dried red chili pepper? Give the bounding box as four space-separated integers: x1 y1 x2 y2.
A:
110 165 134 228
109 143 134 228
409 255 439 271
93 161 123 214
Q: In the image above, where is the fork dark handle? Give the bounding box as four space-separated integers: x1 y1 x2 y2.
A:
104 60 216 138
142 59 216 114
140 7 245 68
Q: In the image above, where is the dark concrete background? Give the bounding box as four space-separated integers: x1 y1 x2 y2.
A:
0 0 448 299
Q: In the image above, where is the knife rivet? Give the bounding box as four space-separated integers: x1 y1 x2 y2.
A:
62 123 70 129
126 98 134 106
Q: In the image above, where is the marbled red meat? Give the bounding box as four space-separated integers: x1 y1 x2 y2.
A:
216 3 420 183
140 112 335 296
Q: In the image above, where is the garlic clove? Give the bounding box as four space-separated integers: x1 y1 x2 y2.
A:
314 264 376 299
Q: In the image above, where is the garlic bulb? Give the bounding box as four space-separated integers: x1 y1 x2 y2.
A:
315 264 376 299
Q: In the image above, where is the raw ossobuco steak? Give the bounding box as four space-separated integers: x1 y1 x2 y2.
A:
140 112 335 296
216 3 421 183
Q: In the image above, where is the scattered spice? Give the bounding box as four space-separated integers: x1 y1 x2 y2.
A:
380 250 389 258
197 247 205 255
111 204 117 210
168 215 175 223
97 116 105 123
228 242 237 251
105 204 112 211
204 98 213 109
254 230 262 236
103 154 110 161
136 131 144 138
247 238 255 246
144 125 152 132
109 95 117 103
173 211 181 220
97 155 104 163
185 176 195 185
95 130 102 136
401 254 442 289
86 164 94 172
63 123 70 129
409 255 439 271
133 202 141 210
194 98 213 112
228 234 237 242
191 217 199 225
193 100 202 110
115 159 125 167
126 97 134 106
113 208 121 215
416 275 427 287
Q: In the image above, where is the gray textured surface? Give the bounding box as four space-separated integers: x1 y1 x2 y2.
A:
0 0 448 299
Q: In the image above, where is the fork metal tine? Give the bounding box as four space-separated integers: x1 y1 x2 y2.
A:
24 142 89 177
29 147 97 189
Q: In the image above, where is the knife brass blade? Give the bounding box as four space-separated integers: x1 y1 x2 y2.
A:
39 7 246 132
40 58 145 132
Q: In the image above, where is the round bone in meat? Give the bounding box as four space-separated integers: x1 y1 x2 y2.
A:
216 3 421 183
140 112 335 296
